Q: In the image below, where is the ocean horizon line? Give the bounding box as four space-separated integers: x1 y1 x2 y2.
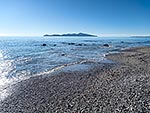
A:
0 35 150 37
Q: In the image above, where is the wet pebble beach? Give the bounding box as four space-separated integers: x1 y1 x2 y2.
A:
0 46 150 113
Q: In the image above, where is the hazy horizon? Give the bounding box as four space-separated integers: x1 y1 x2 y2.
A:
0 33 150 37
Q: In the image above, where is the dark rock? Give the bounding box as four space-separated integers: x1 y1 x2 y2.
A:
53 44 57 46
103 44 109 47
77 44 83 46
61 54 65 56
68 43 75 45
42 44 47 46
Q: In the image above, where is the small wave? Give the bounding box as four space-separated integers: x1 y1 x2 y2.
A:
33 60 97 77
15 57 32 64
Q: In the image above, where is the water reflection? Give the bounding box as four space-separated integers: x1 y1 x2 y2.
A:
0 50 14 101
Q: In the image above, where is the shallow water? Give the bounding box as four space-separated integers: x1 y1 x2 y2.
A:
0 36 150 101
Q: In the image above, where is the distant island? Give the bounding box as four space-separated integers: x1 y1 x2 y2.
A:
43 33 97 37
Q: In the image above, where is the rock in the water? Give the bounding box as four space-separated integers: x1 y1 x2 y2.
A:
103 44 109 47
77 44 83 46
61 54 65 56
68 43 75 45
43 44 47 46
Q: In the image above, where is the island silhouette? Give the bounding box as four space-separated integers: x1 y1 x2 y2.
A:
43 33 97 37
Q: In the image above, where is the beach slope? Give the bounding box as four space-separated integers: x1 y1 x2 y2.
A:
0 46 150 113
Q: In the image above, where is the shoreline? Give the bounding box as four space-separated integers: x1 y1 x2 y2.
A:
0 46 150 112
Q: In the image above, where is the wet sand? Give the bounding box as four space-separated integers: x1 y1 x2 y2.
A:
0 46 150 113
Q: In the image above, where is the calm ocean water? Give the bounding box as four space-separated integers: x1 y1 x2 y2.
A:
0 36 150 100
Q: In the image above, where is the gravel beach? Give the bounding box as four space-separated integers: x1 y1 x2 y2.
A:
0 46 150 113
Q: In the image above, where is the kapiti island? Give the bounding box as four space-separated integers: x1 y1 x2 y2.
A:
43 33 97 37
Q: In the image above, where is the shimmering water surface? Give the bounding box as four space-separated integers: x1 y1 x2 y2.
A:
0 36 150 101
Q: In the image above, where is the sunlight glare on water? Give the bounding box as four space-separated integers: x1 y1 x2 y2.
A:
0 50 15 101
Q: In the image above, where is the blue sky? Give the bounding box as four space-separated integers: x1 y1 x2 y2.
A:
0 0 150 36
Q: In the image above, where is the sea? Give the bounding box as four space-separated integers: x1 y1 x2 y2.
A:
0 36 150 101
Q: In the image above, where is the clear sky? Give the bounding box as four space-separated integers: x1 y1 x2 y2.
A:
0 0 150 36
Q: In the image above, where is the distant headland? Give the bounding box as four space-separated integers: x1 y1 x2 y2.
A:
131 36 150 38
43 33 97 37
